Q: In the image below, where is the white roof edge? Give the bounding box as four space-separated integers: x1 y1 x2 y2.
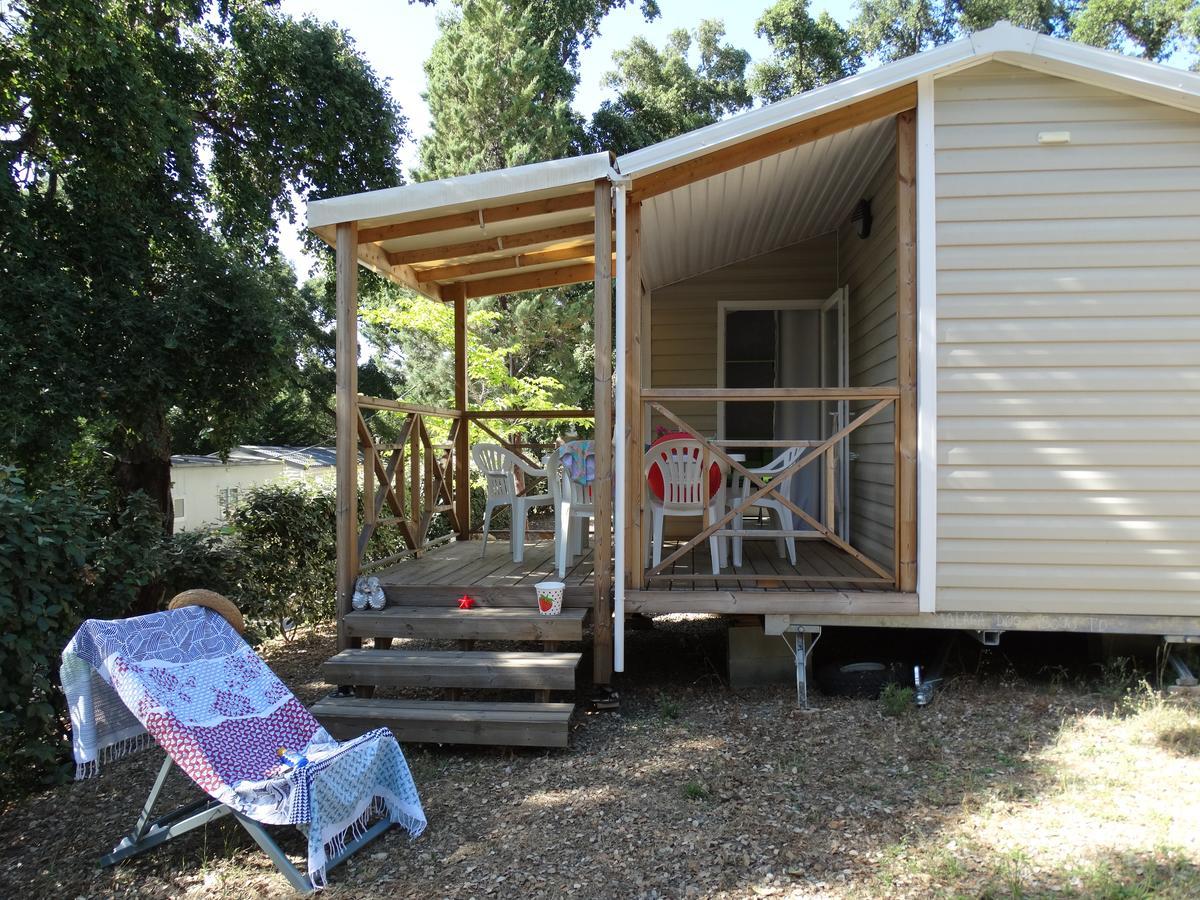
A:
307 151 614 229
616 21 1200 179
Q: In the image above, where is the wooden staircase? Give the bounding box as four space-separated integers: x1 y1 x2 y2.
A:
312 597 588 749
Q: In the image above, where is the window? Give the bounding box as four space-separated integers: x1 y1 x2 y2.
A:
172 497 185 519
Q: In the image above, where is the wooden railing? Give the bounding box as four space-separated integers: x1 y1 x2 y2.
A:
633 387 902 589
356 399 594 568
357 395 464 571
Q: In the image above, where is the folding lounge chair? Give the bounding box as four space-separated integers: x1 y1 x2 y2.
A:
61 604 426 893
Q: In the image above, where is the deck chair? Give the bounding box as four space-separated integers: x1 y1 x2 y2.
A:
61 605 426 893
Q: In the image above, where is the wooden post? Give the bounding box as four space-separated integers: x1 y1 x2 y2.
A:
624 200 645 590
335 221 360 653
825 445 836 531
452 284 471 540
896 110 918 593
592 179 614 684
409 413 421 549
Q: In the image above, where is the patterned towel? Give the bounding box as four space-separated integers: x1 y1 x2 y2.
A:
557 440 596 486
61 606 426 886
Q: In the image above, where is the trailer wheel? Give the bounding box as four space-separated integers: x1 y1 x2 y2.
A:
816 660 905 698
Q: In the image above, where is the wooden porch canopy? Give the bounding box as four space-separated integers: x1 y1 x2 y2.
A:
307 151 615 302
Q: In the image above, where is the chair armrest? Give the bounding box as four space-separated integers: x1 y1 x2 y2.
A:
512 454 549 478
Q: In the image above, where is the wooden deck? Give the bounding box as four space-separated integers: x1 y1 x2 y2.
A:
376 537 594 595
374 535 891 594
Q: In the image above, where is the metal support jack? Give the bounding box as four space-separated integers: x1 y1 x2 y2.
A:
782 625 822 708
101 753 393 894
1163 636 1199 689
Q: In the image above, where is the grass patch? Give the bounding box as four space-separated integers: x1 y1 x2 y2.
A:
657 694 681 720
879 682 914 717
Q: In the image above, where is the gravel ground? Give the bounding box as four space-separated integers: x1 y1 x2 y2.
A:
3 617 1199 899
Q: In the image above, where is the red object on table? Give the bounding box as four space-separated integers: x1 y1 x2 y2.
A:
456 595 476 610
646 432 723 502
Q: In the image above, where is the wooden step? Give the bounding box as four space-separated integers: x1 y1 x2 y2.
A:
322 649 581 691
381 583 593 608
344 606 587 642
312 696 574 748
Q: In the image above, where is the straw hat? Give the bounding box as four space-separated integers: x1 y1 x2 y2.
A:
167 589 245 634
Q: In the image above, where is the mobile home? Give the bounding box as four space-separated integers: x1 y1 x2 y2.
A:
305 23 1200 747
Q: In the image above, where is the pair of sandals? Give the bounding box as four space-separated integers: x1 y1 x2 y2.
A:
351 575 387 610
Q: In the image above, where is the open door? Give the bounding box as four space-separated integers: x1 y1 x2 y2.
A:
820 286 850 540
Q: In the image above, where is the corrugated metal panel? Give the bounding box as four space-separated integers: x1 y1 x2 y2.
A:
642 118 895 290
934 62 1200 618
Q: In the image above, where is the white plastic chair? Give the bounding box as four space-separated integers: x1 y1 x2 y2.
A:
644 439 728 576
553 441 596 578
729 446 805 567
471 444 552 563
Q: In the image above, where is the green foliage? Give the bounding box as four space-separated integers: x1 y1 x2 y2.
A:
847 0 1197 65
590 20 752 155
751 0 863 102
418 0 583 179
0 468 163 787
657 693 682 720
361 282 590 414
880 682 915 716
226 482 339 639
850 0 961 62
1071 0 1200 61
0 0 405 522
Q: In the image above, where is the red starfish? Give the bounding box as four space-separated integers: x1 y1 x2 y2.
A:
457 595 476 610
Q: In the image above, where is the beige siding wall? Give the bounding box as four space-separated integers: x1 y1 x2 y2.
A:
647 233 839 436
935 62 1200 616
841 145 898 568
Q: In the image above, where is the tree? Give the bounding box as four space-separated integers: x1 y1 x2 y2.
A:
750 0 864 102
0 1 406 530
850 0 961 61
417 0 662 179
590 20 753 156
1071 0 1200 61
411 0 661 416
849 0 1197 63
418 0 581 178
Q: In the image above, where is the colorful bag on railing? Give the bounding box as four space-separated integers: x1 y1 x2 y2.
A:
557 440 596 486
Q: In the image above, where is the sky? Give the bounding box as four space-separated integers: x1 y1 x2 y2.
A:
276 0 857 274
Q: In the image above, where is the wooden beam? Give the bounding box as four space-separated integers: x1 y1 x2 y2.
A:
624 199 644 591
312 223 442 302
357 192 595 244
592 179 614 685
629 84 917 203
452 283 471 541
468 409 594 420
335 221 360 653
387 221 593 267
641 387 900 401
357 395 461 418
462 261 599 300
625 590 919 616
896 109 918 594
416 241 595 283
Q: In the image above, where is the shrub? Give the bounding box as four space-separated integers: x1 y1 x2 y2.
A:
226 480 337 639
0 468 162 788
